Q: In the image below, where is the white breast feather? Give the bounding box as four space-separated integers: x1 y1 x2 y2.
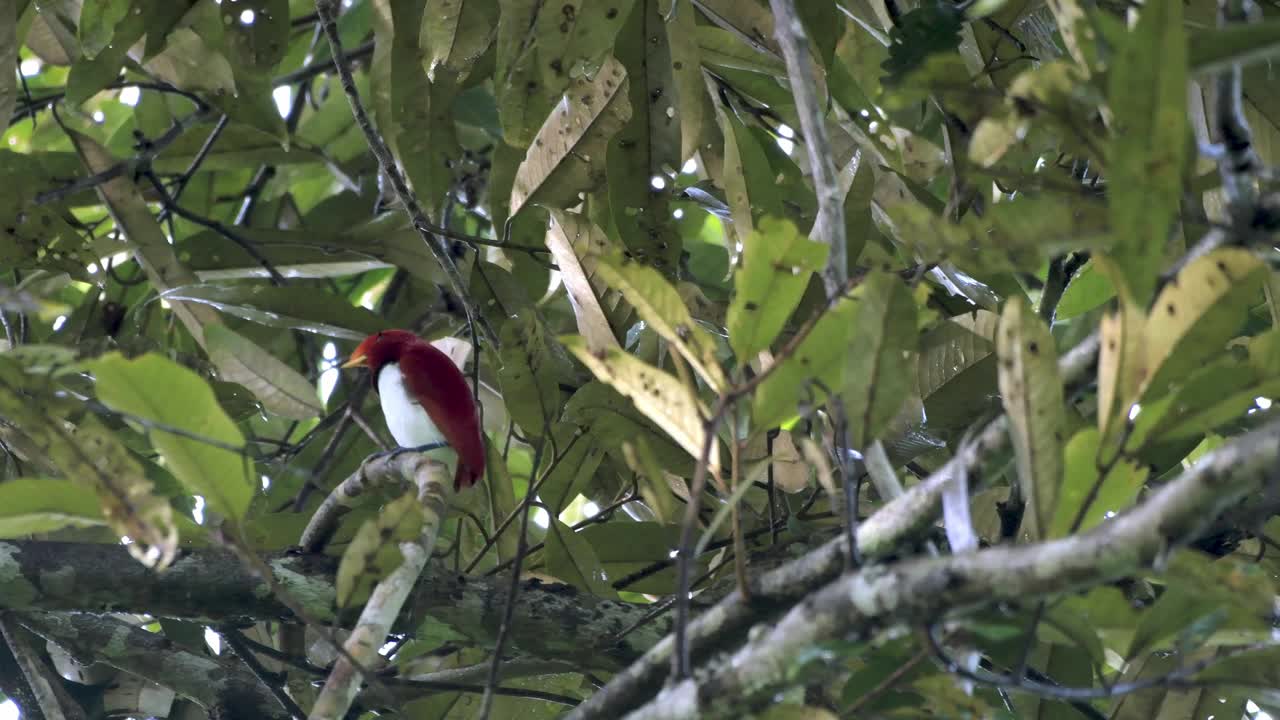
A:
377 362 445 448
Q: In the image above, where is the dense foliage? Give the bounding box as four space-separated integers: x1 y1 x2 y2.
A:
2 0 1280 718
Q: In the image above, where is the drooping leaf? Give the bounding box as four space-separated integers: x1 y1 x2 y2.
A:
204 324 323 420
159 284 392 340
843 272 918 449
561 336 718 474
726 217 827 363
545 210 624 351
595 256 727 392
0 477 108 537
88 352 254 521
544 517 614 597
1106 0 1187 305
997 297 1065 541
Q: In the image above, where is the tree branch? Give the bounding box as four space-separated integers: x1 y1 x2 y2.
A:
618 414 1280 719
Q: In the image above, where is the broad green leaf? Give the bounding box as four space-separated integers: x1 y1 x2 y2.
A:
544 517 614 597
595 256 727 392
509 55 632 216
753 298 856 431
219 0 289 74
88 352 254 521
561 336 718 474
664 0 713 166
142 28 237 96
718 108 782 241
421 0 497 80
159 284 392 340
335 492 425 608
726 218 827 362
66 0 146 105
1049 429 1146 538
78 0 129 59
0 361 177 568
696 26 787 77
562 381 693 477
1140 248 1267 400
1106 0 1187 305
1189 19 1280 76
1040 603 1106 667
0 477 107 536
1056 260 1114 320
204 324 323 420
843 272 918 449
692 0 779 58
480 442 518 564
498 313 575 437
997 297 1065 542
917 310 1000 432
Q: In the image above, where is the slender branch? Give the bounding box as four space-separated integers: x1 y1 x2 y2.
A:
313 0 497 348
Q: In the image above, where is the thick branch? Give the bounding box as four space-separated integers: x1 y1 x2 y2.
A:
621 415 1280 719
0 542 667 671
18 612 289 719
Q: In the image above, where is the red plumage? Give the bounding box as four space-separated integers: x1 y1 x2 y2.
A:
345 330 485 490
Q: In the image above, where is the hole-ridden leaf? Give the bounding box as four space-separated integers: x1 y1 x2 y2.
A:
87 352 254 521
0 477 108 537
204 324 323 420
1049 429 1146 539
561 336 718 475
498 312 577 437
510 55 632 217
595 256 727 393
545 210 625 351
1105 0 1187 305
997 297 1066 542
726 217 827 363
335 492 426 609
158 284 392 341
0 360 177 568
545 517 615 597
843 272 918 449
1139 248 1267 401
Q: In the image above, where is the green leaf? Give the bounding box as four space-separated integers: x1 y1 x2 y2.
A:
1049 429 1147 538
509 55 632 216
498 313 575 437
752 298 856 431
335 492 425 608
726 217 827 362
595 256 727 392
0 0 20 128
1055 260 1114 320
219 0 289 74
1189 19 1280 76
88 352 254 521
719 109 782 239
843 272 918 448
1106 0 1187 305
203 324 323 420
78 0 130 59
544 517 614 597
421 0 497 81
997 297 1065 541
0 477 107 537
159 284 392 340
917 310 1000 432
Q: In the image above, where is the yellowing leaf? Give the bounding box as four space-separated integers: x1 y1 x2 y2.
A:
335 492 426 608
545 210 623 351
997 297 1066 542
561 336 718 475
727 218 828 362
89 353 254 521
595 257 727 392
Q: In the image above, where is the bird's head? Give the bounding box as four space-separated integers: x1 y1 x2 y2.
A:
341 329 420 376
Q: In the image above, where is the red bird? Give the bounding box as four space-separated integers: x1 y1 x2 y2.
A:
341 330 485 490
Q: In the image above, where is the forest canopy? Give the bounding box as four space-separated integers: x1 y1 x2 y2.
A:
2 0 1280 719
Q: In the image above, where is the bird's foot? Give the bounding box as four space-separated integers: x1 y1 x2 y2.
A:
370 443 449 464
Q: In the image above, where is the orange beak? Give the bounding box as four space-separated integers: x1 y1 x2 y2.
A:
340 352 368 370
